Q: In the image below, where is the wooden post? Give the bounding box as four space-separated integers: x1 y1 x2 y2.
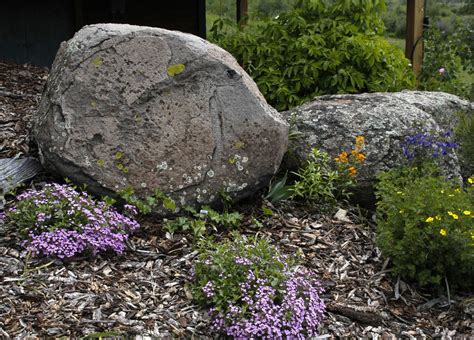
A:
405 0 425 77
237 0 248 24
198 0 206 39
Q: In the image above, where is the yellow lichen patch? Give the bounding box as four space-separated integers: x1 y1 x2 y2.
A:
115 151 123 160
91 101 97 107
167 64 185 77
116 163 129 173
134 114 143 124
234 141 246 149
96 159 105 167
91 57 103 67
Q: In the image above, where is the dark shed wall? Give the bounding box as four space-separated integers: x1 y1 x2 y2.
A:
0 0 75 66
0 0 206 67
77 0 202 34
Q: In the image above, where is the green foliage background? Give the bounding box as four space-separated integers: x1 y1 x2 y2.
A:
209 0 415 110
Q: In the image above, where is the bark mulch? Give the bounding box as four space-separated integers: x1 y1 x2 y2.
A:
0 60 473 338
0 61 48 158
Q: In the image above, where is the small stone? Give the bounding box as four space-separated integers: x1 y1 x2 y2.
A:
334 209 351 223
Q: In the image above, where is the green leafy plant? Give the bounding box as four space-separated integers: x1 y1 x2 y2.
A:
118 187 176 215
163 206 242 237
455 111 474 178
290 136 365 208
210 0 415 110
418 26 472 99
193 233 293 309
375 163 474 290
265 172 291 203
218 189 234 211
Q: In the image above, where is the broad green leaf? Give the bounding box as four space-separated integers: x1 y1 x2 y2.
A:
163 197 176 211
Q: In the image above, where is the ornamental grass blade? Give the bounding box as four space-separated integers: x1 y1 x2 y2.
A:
265 172 291 203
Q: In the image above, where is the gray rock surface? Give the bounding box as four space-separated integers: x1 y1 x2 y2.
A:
283 91 471 204
33 24 288 212
391 91 472 131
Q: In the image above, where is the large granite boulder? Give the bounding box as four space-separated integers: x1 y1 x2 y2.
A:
33 24 288 212
283 91 472 205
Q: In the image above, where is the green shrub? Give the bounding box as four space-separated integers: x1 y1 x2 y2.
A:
193 233 293 309
419 26 473 99
375 163 474 290
210 0 415 110
455 111 474 179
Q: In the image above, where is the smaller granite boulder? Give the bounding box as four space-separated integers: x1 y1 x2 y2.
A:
283 91 471 205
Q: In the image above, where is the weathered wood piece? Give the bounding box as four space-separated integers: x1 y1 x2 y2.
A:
327 303 384 326
406 0 425 77
0 157 42 195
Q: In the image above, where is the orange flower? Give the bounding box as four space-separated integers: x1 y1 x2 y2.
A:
351 149 366 162
335 151 349 163
355 152 366 162
355 136 365 149
348 166 357 177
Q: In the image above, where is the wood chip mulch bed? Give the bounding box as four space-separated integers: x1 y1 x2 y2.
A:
0 61 48 159
1 60 473 338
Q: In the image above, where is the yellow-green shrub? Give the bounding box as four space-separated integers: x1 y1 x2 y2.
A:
210 0 415 110
376 163 474 290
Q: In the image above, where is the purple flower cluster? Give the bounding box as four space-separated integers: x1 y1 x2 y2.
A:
4 183 140 259
209 268 326 338
234 256 253 266
402 132 458 161
202 281 215 298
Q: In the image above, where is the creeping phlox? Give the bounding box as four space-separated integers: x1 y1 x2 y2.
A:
2 183 139 259
193 235 326 338
208 269 325 338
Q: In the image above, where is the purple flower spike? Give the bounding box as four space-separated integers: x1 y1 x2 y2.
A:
401 131 458 162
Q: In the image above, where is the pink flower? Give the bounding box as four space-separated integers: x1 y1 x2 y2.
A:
438 67 446 75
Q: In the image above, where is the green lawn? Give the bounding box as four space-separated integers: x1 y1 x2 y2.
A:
385 37 405 53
